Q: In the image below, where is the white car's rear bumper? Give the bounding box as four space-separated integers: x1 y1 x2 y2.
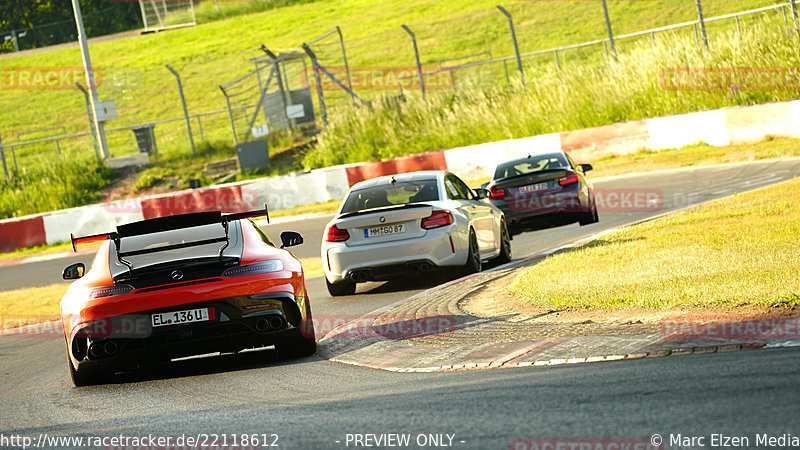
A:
322 228 466 283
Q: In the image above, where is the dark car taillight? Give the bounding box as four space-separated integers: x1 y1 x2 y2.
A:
326 224 350 242
88 284 134 300
558 173 580 186
489 187 506 198
222 260 284 277
421 210 454 230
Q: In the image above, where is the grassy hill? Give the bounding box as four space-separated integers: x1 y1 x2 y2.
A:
0 0 792 219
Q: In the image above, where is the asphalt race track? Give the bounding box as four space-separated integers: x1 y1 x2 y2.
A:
1 159 799 449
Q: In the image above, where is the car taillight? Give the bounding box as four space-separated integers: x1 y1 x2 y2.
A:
222 260 284 277
489 187 506 198
88 284 134 300
325 224 350 242
421 210 454 230
558 173 580 186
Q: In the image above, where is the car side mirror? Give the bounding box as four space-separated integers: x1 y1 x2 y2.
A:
280 231 303 249
474 188 491 200
63 263 85 280
580 164 593 172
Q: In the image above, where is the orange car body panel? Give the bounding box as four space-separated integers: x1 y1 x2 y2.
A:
60 224 306 339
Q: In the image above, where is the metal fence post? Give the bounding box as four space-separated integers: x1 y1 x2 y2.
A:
219 85 239 146
497 6 525 86
791 0 799 37
0 134 8 179
303 44 328 126
336 26 355 103
166 65 196 155
601 0 617 61
10 30 19 52
401 25 426 99
75 82 101 162
196 116 204 141
554 50 561 72
695 0 709 49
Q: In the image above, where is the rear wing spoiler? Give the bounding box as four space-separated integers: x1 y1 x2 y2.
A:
70 205 270 253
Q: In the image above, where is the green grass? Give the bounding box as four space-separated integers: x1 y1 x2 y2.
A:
303 22 800 168
0 159 117 218
0 0 790 219
508 178 800 309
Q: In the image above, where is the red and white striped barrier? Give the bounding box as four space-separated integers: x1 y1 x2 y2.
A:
4 99 800 253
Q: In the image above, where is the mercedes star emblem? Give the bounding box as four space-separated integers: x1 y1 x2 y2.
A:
171 270 184 281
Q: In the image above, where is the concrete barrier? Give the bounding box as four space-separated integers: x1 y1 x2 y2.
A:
140 186 247 219
345 151 447 186
725 102 794 145
43 202 145 245
505 133 562 159
0 215 46 253
790 100 800 138
443 141 508 181
561 119 651 161
647 110 729 150
5 99 800 254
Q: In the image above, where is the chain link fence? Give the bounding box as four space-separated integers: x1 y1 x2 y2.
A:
1 0 795 179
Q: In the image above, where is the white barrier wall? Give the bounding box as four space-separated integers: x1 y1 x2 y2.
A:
240 166 351 211
443 133 563 180
646 110 730 150
4 99 800 253
42 201 145 245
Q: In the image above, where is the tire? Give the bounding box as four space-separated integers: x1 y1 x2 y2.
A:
65 341 107 387
326 277 356 296
492 221 512 264
463 229 482 275
277 331 317 359
579 196 599 226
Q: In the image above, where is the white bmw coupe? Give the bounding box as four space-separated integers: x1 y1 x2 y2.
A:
321 171 511 296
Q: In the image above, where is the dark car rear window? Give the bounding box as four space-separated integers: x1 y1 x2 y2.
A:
341 180 439 214
494 153 570 180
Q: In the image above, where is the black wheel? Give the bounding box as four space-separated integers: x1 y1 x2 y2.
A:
492 221 512 264
579 196 599 226
463 229 482 274
65 341 107 387
326 277 356 296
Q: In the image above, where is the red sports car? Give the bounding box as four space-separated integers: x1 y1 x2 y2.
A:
60 208 315 386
